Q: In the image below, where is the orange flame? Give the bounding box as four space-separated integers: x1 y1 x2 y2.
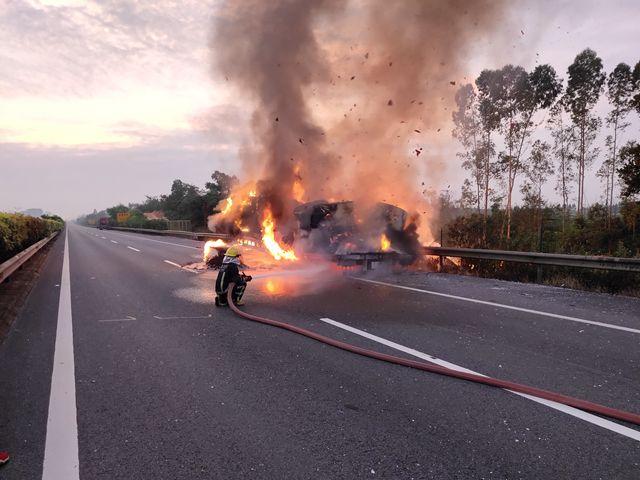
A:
262 278 288 295
261 208 297 261
293 180 305 203
221 197 233 215
380 233 391 251
203 238 227 262
265 279 277 293
234 218 250 233
292 164 305 203
448 256 462 267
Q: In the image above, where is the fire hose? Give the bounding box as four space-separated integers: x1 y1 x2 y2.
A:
227 284 640 427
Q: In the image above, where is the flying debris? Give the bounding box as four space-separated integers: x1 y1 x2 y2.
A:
210 0 509 265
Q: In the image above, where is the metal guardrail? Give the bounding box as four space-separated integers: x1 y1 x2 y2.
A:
424 246 640 273
335 251 414 270
106 226 230 241
101 225 640 273
0 231 60 283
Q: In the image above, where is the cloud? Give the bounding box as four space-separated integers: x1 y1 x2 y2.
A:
0 0 217 96
0 0 244 148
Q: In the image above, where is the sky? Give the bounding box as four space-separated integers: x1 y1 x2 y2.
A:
1 0 639 218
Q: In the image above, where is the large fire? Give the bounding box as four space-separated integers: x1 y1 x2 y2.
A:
211 186 302 262
261 208 298 261
206 0 512 267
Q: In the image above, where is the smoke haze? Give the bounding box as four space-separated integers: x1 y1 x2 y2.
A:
211 0 509 242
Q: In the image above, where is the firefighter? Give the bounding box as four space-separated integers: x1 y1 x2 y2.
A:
215 245 251 306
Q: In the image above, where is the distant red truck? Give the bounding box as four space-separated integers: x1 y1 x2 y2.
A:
98 217 110 230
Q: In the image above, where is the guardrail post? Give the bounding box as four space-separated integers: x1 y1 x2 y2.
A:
363 256 372 272
536 265 543 283
438 255 444 272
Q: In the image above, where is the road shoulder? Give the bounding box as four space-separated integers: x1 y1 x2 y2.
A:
0 234 62 343
0 229 65 479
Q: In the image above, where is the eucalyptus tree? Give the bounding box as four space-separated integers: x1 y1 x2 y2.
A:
503 64 561 241
619 142 640 198
452 84 483 212
603 63 634 225
548 102 576 232
475 69 502 243
632 61 640 116
474 64 561 243
618 141 640 238
563 49 606 215
521 140 554 236
492 65 528 243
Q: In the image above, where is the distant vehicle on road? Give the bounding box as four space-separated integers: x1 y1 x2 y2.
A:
98 217 110 230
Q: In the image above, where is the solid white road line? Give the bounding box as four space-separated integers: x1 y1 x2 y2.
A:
320 317 640 442
127 246 141 252
110 240 118 244
98 317 137 322
43 229 80 479
109 231 200 250
354 277 640 335
162 259 200 274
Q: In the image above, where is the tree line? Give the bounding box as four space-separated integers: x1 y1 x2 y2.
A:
450 48 640 256
77 171 237 230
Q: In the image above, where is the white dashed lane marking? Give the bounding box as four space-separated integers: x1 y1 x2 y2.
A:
98 316 137 323
108 231 200 250
321 317 640 442
354 278 640 335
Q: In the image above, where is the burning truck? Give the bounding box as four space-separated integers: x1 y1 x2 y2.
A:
293 200 421 261
205 185 423 268
202 0 507 272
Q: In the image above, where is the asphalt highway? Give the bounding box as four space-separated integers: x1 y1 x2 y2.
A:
1 223 639 479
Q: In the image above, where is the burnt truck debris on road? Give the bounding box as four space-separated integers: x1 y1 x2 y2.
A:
208 197 421 270
293 200 421 263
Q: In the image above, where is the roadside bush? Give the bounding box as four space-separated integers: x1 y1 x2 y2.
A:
0 213 64 263
123 210 168 230
144 219 168 230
